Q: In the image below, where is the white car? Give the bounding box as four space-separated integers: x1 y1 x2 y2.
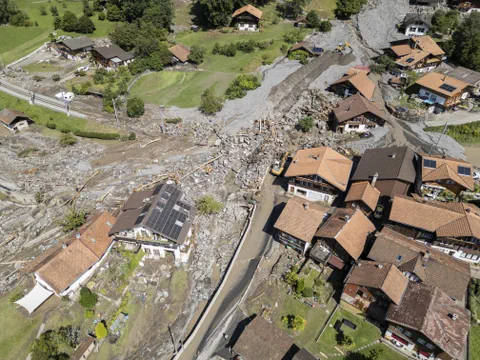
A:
474 172 480 181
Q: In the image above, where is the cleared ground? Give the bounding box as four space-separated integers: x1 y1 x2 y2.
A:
305 0 337 19
1 0 118 64
130 70 237 108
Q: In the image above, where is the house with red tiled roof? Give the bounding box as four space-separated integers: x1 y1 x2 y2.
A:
388 195 480 263
344 181 381 215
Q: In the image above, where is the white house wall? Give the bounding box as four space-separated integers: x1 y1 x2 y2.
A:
288 184 334 204
405 24 429 36
419 88 446 105
343 124 377 133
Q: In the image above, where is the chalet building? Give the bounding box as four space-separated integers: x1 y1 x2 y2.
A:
273 196 329 254
91 44 134 69
368 227 471 302
351 146 418 198
232 315 315 360
168 44 191 64
436 66 480 92
388 195 480 263
284 147 353 204
108 184 196 264
344 181 381 216
311 208 376 270
452 0 480 13
400 13 433 37
330 93 388 134
55 36 94 59
388 36 444 73
414 72 470 113
0 109 33 132
330 67 376 100
232 4 262 31
385 282 470 360
341 261 408 320
16 213 116 313
418 153 474 198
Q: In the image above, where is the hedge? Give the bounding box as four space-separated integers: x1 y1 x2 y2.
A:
72 130 121 140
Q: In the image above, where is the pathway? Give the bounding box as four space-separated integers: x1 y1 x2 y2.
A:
425 110 480 127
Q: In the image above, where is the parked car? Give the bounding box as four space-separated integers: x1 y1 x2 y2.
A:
374 205 384 219
473 171 480 181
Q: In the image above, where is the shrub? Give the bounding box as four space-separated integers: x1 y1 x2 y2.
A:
62 208 87 232
319 20 332 32
225 74 261 100
84 309 94 318
281 315 306 331
72 81 91 95
199 87 223 114
59 133 77 147
196 195 224 214
337 332 355 348
127 96 145 118
9 291 23 303
50 5 58 16
284 268 298 286
280 44 289 53
283 29 304 44
35 191 45 204
73 131 120 140
298 116 314 132
98 12 106 21
306 10 321 28
128 132 136 140
288 50 310 64
79 287 98 308
39 6 47 16
212 42 237 57
95 322 108 339
296 279 305 295
188 45 206 64
93 67 108 84
32 75 45 82
52 74 60 81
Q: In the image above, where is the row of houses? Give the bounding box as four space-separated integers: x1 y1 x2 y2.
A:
270 146 476 359
16 183 197 314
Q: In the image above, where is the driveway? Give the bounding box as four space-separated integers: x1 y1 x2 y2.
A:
425 110 480 127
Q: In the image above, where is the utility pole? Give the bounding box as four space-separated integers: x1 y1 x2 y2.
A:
168 324 177 355
428 122 448 155
112 99 119 128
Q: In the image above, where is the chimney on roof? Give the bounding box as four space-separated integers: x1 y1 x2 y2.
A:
341 215 350 222
377 264 384 269
371 172 379 188
303 203 309 210
390 152 397 159
449 313 458 321
62 243 68 249
75 233 81 239
466 208 471 213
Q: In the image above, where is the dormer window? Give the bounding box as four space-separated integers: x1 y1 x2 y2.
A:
423 159 436 168
458 166 471 176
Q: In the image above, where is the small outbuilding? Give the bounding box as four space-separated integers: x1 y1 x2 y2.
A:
168 44 191 64
232 4 262 31
0 109 33 132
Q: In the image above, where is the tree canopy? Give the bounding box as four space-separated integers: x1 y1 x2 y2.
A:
450 12 480 71
0 0 19 25
432 9 459 35
336 0 367 19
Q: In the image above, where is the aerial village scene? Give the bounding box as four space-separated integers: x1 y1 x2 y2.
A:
2 0 480 360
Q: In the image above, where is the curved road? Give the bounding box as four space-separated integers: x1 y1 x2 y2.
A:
175 174 280 360
0 79 87 118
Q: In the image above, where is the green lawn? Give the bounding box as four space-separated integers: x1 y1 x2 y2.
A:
0 92 117 134
2 0 117 64
174 21 299 73
305 0 338 19
314 306 381 356
23 62 61 73
130 70 237 107
426 122 480 145
471 325 480 360
0 291 42 360
350 343 408 360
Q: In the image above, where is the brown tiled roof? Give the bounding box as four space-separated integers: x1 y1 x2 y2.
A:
345 181 380 212
416 72 470 97
389 195 480 239
36 212 114 293
387 282 469 360
390 44 413 57
0 109 29 125
292 348 317 360
274 196 329 243
71 336 95 360
331 70 376 100
436 66 480 87
93 44 134 61
351 146 417 184
168 44 191 63
317 209 375 260
412 35 445 56
232 4 263 19
285 147 353 191
333 93 388 124
368 227 471 301
396 49 430 67
233 315 294 360
347 260 408 304
420 153 474 191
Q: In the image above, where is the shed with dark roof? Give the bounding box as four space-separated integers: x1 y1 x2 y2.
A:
351 146 418 198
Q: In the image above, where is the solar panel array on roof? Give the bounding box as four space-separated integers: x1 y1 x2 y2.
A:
439 84 456 92
144 184 193 242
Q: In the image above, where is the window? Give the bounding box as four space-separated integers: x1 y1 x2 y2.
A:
473 255 479 260
406 58 415 63
417 338 426 345
439 84 457 92
404 330 412 337
426 343 435 350
296 189 307 196
396 254 403 261
424 159 437 168
458 166 471 176
467 254 473 259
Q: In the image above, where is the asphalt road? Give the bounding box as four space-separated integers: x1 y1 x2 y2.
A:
0 79 87 118
176 174 281 360
424 110 480 127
